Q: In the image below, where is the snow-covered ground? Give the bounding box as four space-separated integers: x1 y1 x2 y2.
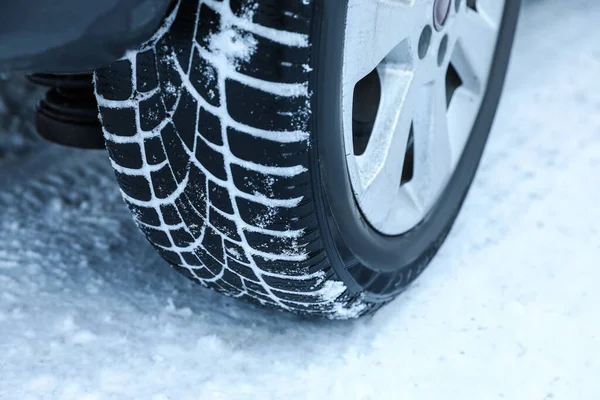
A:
2 0 600 398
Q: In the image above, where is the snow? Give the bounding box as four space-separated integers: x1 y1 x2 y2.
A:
2 0 600 398
207 20 258 68
205 0 309 48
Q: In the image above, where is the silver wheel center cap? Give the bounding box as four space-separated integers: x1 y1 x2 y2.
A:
434 0 452 30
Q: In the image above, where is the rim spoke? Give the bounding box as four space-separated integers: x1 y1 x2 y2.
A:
361 177 423 232
411 79 453 209
356 66 415 189
447 86 480 160
430 79 454 190
344 0 427 86
452 8 498 94
356 68 422 230
475 0 505 28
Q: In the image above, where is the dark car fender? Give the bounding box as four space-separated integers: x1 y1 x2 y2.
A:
0 0 171 73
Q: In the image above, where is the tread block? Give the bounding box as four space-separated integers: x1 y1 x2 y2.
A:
221 269 243 289
173 263 198 280
190 48 220 107
144 136 167 165
244 230 307 256
244 279 268 295
107 142 143 169
228 127 308 168
209 207 241 241
227 258 259 282
156 36 183 112
236 197 311 231
158 248 182 265
226 79 308 131
151 164 178 199
231 164 307 200
251 256 309 276
95 59 134 101
198 107 223 145
262 274 322 291
141 225 171 247
224 240 250 264
160 203 183 226
194 135 227 181
136 49 159 92
235 33 311 84
195 247 223 275
196 3 222 50
208 180 233 214
161 123 191 183
271 289 319 304
100 106 137 137
178 198 205 240
191 266 217 280
171 227 195 248
126 202 161 226
202 225 225 262
230 0 312 33
182 164 208 215
139 91 167 132
115 171 152 202
168 0 199 73
172 87 199 150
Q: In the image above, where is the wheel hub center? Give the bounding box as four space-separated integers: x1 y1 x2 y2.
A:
434 0 451 30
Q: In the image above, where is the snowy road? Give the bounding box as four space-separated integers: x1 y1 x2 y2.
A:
2 1 600 399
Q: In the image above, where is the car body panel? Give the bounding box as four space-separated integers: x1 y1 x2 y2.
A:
0 0 170 73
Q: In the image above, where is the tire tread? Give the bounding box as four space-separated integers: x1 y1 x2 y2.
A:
95 0 373 318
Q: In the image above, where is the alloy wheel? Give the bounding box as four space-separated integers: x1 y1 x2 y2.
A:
343 0 506 235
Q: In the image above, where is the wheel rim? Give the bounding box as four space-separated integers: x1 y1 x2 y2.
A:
342 0 506 235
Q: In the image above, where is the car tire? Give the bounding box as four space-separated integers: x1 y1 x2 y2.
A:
94 0 520 318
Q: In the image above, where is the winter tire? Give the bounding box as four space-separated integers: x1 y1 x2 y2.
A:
94 0 520 318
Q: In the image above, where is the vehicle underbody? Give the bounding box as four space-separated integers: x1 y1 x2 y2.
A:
0 0 173 149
